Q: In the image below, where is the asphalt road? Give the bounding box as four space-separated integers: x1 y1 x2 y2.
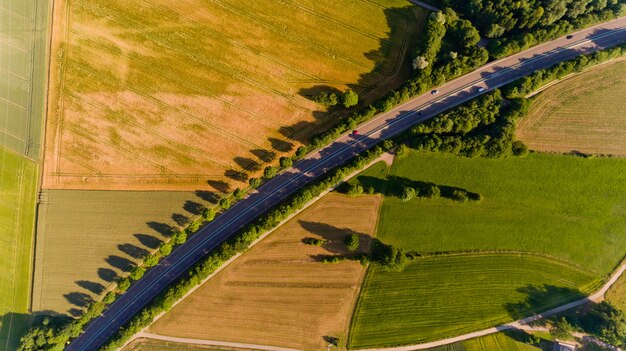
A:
66 17 626 351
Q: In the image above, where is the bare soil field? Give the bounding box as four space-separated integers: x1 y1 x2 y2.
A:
43 0 427 191
516 59 626 155
149 193 381 350
31 189 212 316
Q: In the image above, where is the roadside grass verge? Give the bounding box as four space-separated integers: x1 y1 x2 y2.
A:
362 150 626 274
349 253 601 349
0 148 39 350
517 59 626 156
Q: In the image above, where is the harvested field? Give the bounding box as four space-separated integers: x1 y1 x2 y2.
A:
43 0 428 191
349 254 600 349
123 338 238 351
517 59 626 155
31 189 212 315
149 193 381 350
0 148 38 351
358 150 626 274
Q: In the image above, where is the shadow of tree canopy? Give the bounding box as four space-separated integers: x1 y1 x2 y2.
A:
118 243 149 259
105 255 136 273
505 284 586 320
343 174 481 201
97 268 118 283
133 233 163 250
75 280 105 295
183 200 205 215
298 220 371 262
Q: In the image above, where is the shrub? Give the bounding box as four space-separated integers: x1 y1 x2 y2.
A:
347 184 364 197
396 144 409 158
452 189 469 202
342 90 359 108
144 254 159 267
371 240 408 272
129 267 146 281
424 184 441 199
102 292 116 305
401 186 416 201
264 166 278 179
279 156 293 169
201 207 215 221
313 91 339 106
233 188 246 200
344 233 360 251
303 237 326 246
117 278 131 293
512 140 529 156
159 243 173 256
248 177 262 188
172 230 187 244
219 197 232 210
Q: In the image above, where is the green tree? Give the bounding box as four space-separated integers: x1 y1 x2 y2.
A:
264 165 278 179
159 242 173 256
412 56 429 70
401 186 416 201
512 140 529 156
117 278 131 292
396 144 409 158
248 177 262 188
219 197 232 210
129 266 145 281
347 184 364 197
450 19 481 48
344 233 360 251
342 90 359 108
233 188 246 200
279 156 293 169
144 254 159 267
425 184 441 199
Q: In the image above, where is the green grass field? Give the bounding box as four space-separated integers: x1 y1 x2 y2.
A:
366 150 626 274
517 59 626 156
45 0 427 190
0 148 38 351
0 0 50 159
349 254 600 348
0 0 50 349
426 331 543 351
32 190 212 316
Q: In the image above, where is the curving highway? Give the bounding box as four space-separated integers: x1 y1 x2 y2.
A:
66 16 626 351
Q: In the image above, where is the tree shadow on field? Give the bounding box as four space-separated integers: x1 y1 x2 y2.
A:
105 255 136 273
146 221 174 237
118 243 149 259
183 200 205 215
298 220 371 262
505 284 586 320
63 292 93 311
98 268 118 282
341 175 482 201
75 280 105 295
134 233 163 249
171 213 189 227
195 190 220 204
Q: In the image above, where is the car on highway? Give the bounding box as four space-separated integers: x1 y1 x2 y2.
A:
566 35 574 39
477 87 485 93
352 130 359 135
431 89 439 95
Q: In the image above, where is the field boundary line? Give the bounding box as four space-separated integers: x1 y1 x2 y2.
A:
135 333 301 351
353 259 626 351
116 154 393 351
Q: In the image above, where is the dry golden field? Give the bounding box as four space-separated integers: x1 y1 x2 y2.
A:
43 0 427 191
149 193 382 350
517 59 626 155
123 338 239 351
